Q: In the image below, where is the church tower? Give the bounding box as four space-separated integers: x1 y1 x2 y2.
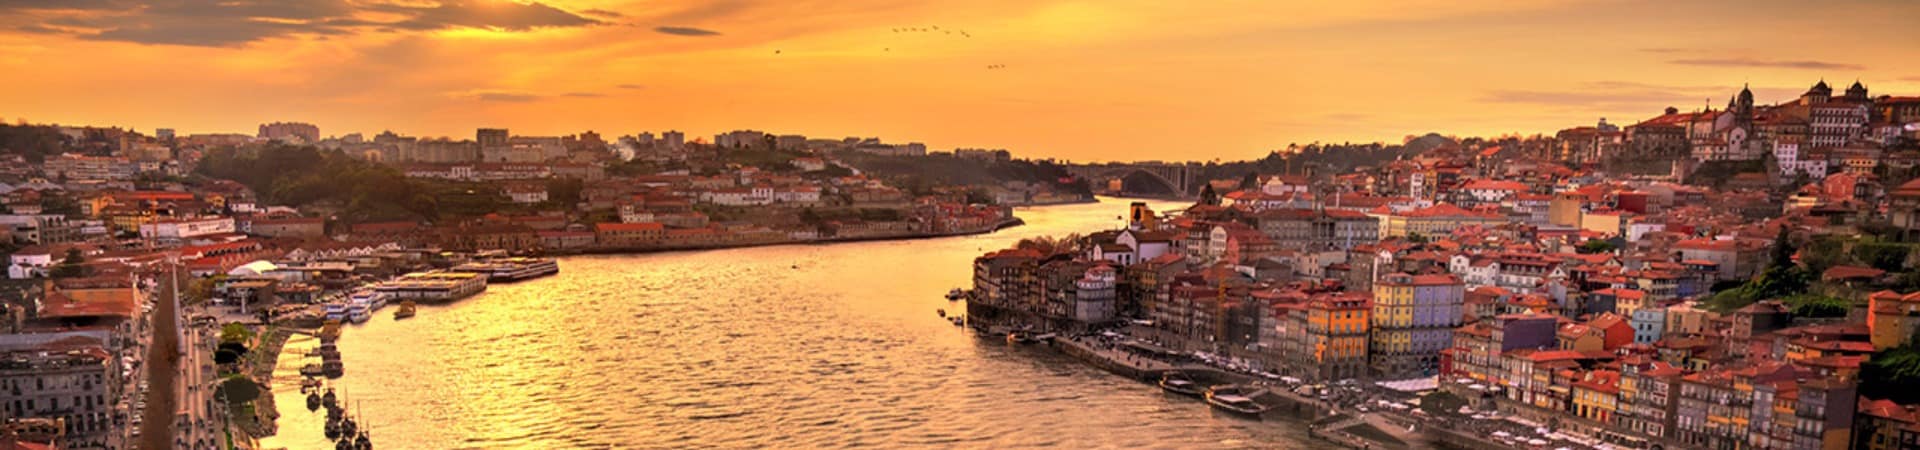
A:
1845 80 1869 101
1801 80 1833 105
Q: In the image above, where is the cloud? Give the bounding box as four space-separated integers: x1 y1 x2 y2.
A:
1637 47 1689 54
616 84 646 90
581 8 624 19
654 26 721 36
1 0 602 47
455 89 607 102
1667 57 1863 70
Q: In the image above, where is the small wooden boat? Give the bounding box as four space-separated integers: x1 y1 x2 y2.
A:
306 392 321 411
936 309 946 318
393 300 417 320
300 364 324 377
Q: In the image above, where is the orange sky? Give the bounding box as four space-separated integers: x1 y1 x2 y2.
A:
2 0 1917 161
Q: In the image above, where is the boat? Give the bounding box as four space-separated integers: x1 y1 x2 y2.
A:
346 303 370 324
936 309 946 318
323 360 345 378
450 257 559 283
945 288 965 300
322 302 349 322
306 392 320 411
355 432 371 450
374 272 489 304
324 418 341 440
1158 372 1206 397
949 317 964 326
322 388 338 409
392 300 417 320
300 364 324 377
1204 385 1271 417
349 289 387 312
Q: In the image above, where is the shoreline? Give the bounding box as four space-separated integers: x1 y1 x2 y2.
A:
543 217 1026 257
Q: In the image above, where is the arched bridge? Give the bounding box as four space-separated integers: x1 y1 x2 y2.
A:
1062 162 1201 197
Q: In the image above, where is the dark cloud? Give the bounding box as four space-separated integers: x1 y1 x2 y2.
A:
616 84 646 90
654 26 721 36
372 0 601 31
1 0 602 47
581 8 624 19
1668 57 1863 70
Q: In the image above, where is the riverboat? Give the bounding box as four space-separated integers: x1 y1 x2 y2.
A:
1158 372 1206 397
450 257 559 282
1204 385 1270 417
374 272 488 304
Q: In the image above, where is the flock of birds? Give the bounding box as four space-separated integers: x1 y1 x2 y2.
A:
769 25 1002 69
892 25 970 38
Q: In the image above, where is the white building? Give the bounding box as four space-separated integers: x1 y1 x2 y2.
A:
138 217 236 242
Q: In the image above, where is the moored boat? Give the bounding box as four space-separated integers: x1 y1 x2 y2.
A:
945 288 966 300
346 303 370 324
392 300 416 320
306 392 321 411
450 257 559 282
1158 372 1206 397
1204 384 1270 417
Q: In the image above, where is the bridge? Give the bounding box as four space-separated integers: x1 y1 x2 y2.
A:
1061 162 1202 197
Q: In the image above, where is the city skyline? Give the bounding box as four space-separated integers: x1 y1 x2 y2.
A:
3 0 1920 161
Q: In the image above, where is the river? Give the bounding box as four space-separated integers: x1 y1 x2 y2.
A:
261 197 1319 449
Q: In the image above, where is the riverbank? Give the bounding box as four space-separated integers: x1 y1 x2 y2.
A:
1036 333 1404 449
548 217 1025 257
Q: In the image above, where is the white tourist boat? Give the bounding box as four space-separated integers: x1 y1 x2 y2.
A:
374 272 489 304
450 257 560 282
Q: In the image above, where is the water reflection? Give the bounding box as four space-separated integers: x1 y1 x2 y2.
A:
263 197 1316 449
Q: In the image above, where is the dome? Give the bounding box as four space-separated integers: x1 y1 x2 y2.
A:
227 260 278 276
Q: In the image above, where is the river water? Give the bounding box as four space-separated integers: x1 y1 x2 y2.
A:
261 197 1318 449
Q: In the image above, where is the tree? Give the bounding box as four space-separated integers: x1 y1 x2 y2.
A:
1238 172 1260 190
1199 184 1220 206
50 248 84 278
219 323 255 344
1770 226 1796 269
1862 344 1920 404
1577 239 1617 254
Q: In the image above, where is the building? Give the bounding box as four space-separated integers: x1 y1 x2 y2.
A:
0 343 119 448
1370 273 1464 378
257 121 319 143
1892 178 1920 241
1252 208 1380 251
44 153 138 182
1306 291 1371 380
138 216 236 243
594 222 664 247
246 216 325 239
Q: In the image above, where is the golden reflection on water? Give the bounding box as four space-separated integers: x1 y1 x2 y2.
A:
262 197 1316 449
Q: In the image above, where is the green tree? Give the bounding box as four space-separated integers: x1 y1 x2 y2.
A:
1199 184 1220 206
1577 239 1616 254
50 248 84 278
1770 226 1796 269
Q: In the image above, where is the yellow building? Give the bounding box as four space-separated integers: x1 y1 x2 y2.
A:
1571 370 1621 424
1870 290 1920 350
1308 291 1371 380
1370 203 1505 238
